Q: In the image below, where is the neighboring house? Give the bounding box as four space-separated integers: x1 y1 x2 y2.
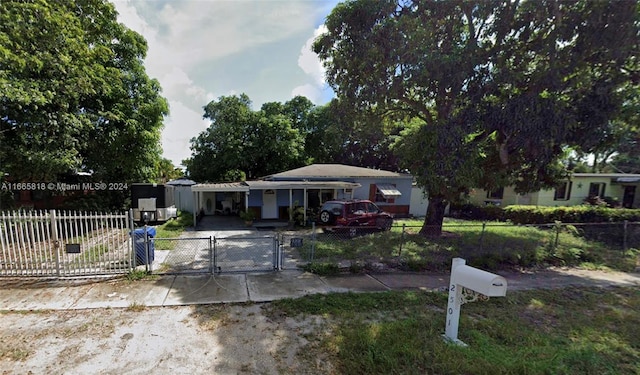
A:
410 183 429 217
190 164 413 224
467 173 640 208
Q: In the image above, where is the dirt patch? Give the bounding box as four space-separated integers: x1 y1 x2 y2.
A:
0 304 331 375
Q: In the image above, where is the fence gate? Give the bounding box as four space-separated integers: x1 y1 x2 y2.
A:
150 237 213 274
0 210 132 277
214 236 279 273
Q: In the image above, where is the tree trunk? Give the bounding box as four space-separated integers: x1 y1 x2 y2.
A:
420 196 448 237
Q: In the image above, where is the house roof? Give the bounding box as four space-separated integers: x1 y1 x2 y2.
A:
166 178 197 186
191 180 361 192
245 180 360 190
264 164 410 179
192 182 250 192
572 173 640 179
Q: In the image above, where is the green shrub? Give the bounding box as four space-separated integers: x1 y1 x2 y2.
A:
302 262 340 276
448 203 505 221
501 205 640 224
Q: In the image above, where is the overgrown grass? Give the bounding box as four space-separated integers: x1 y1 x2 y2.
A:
80 244 110 262
267 287 640 375
302 219 638 273
155 211 193 239
125 268 155 281
153 211 193 250
126 301 147 312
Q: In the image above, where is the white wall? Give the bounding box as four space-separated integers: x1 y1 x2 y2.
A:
410 186 429 217
174 186 194 213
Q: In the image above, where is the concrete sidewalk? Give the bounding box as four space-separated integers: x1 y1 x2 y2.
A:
1 268 639 311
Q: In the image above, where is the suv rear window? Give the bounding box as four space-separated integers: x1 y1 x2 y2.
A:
321 202 343 216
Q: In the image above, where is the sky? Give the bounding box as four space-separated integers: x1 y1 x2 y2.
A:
111 0 340 167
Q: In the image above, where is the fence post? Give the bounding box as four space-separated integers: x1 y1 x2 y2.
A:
554 221 561 249
51 210 61 277
399 223 406 256
311 221 316 262
143 224 150 273
479 222 486 252
213 236 218 272
128 209 135 271
276 236 282 271
623 220 628 252
209 236 213 274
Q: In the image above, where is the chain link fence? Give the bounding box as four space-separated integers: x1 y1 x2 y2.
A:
214 236 279 273
140 235 281 274
279 221 640 272
150 237 213 274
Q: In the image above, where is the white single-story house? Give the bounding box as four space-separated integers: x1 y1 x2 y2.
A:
467 173 640 208
189 164 413 224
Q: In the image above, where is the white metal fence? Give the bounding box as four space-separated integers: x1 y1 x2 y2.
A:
0 210 133 277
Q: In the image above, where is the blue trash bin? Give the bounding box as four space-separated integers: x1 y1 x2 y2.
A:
133 227 156 265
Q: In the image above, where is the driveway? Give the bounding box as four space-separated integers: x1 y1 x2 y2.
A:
150 216 302 273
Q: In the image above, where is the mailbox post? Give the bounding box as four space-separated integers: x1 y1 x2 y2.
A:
443 258 507 346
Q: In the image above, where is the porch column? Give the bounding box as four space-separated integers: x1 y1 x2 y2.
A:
303 188 308 222
289 189 293 222
245 191 249 212
192 190 197 226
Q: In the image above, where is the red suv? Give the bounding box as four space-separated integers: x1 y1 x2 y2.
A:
318 199 393 236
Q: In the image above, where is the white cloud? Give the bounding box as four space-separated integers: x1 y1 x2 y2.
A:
161 101 209 166
112 0 339 168
292 24 333 104
298 24 327 86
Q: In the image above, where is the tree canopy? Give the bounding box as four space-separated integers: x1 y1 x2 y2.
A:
185 94 309 182
0 0 168 186
184 93 404 182
315 0 640 235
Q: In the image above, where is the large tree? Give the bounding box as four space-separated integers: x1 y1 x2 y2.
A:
302 99 402 170
185 94 308 181
315 0 639 235
0 0 168 187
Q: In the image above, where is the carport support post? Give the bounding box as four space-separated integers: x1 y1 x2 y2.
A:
443 258 466 346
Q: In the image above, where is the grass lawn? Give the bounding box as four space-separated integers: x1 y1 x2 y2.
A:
152 211 193 250
302 218 639 273
267 286 640 375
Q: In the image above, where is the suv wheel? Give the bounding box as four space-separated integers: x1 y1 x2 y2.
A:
376 217 393 231
348 226 358 238
319 210 333 224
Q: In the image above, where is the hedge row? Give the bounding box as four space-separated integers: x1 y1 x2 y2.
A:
449 204 640 224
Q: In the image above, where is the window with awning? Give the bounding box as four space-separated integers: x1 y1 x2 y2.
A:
376 184 402 198
616 177 640 183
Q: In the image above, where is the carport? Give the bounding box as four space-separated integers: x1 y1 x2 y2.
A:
191 182 250 226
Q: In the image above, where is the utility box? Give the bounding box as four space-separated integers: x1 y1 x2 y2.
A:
138 198 157 212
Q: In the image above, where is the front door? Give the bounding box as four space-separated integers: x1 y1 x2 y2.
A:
623 186 636 208
262 190 278 219
203 192 216 215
